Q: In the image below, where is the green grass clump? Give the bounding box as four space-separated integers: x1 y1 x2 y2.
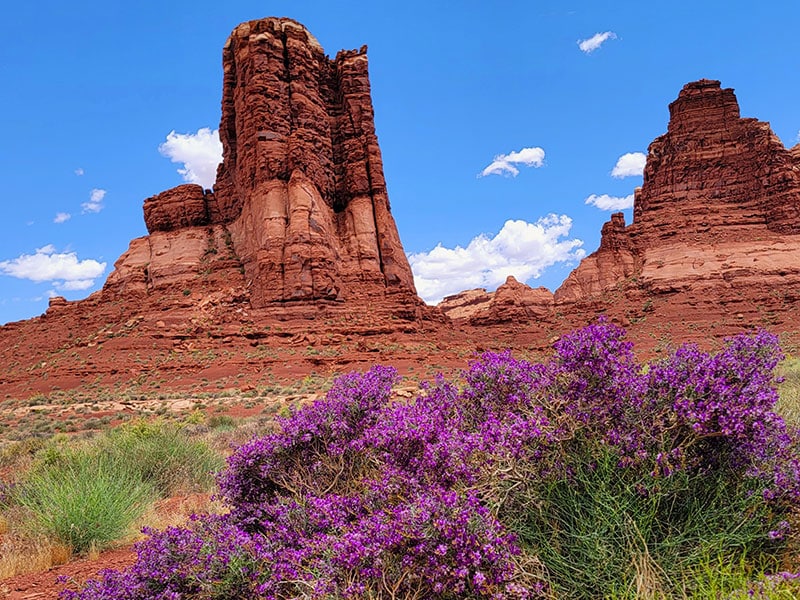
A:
96 419 224 495
18 451 155 554
505 445 783 599
12 418 224 556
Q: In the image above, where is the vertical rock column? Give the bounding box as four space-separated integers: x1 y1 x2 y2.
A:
214 18 418 307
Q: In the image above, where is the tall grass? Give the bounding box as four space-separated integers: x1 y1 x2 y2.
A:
9 418 225 558
507 446 779 599
18 451 156 554
777 356 800 427
96 419 224 495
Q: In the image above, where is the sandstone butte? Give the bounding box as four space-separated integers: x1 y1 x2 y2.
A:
442 79 800 339
2 18 800 401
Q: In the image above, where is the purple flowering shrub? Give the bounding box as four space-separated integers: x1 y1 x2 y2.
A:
63 323 800 599
218 366 398 529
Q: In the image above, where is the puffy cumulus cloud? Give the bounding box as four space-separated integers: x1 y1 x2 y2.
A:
408 215 585 304
159 127 223 189
74 168 84 176
81 188 106 213
585 193 634 211
57 279 96 291
611 152 646 178
53 212 71 224
578 31 617 54
479 147 545 177
0 245 106 290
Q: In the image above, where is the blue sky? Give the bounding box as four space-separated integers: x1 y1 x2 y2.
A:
1 1 798 324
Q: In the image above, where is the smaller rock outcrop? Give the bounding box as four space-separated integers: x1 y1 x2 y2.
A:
554 213 636 302
143 184 221 233
474 277 554 325
438 289 492 321
439 277 554 324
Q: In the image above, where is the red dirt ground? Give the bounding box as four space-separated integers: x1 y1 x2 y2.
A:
0 547 135 599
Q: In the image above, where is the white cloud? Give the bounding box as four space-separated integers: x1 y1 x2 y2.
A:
159 127 223 189
479 147 545 177
0 245 106 289
585 193 634 211
74 168 84 176
53 212 72 224
82 188 106 213
57 279 96 291
408 215 585 304
578 31 617 54
611 152 646 178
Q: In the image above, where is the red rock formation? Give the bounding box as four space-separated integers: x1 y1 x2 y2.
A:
473 277 554 325
210 18 417 307
438 289 493 321
438 277 554 325
633 79 800 243
0 17 440 400
556 80 800 306
8 60 800 403
105 17 423 316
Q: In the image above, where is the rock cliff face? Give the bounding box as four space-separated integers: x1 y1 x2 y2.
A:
551 79 800 334
632 79 800 244
213 18 416 307
109 17 420 314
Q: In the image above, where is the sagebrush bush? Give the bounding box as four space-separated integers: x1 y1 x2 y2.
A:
61 322 800 599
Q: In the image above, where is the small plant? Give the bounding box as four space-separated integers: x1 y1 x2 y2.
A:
19 451 155 554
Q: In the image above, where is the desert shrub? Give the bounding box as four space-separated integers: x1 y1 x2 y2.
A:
97 419 223 495
19 450 155 554
63 324 800 599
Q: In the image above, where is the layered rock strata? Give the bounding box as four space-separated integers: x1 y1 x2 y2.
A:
213 18 417 307
449 80 800 329
551 79 800 330
107 17 422 316
632 79 800 244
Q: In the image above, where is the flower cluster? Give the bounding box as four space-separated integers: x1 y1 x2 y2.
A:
62 322 800 599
